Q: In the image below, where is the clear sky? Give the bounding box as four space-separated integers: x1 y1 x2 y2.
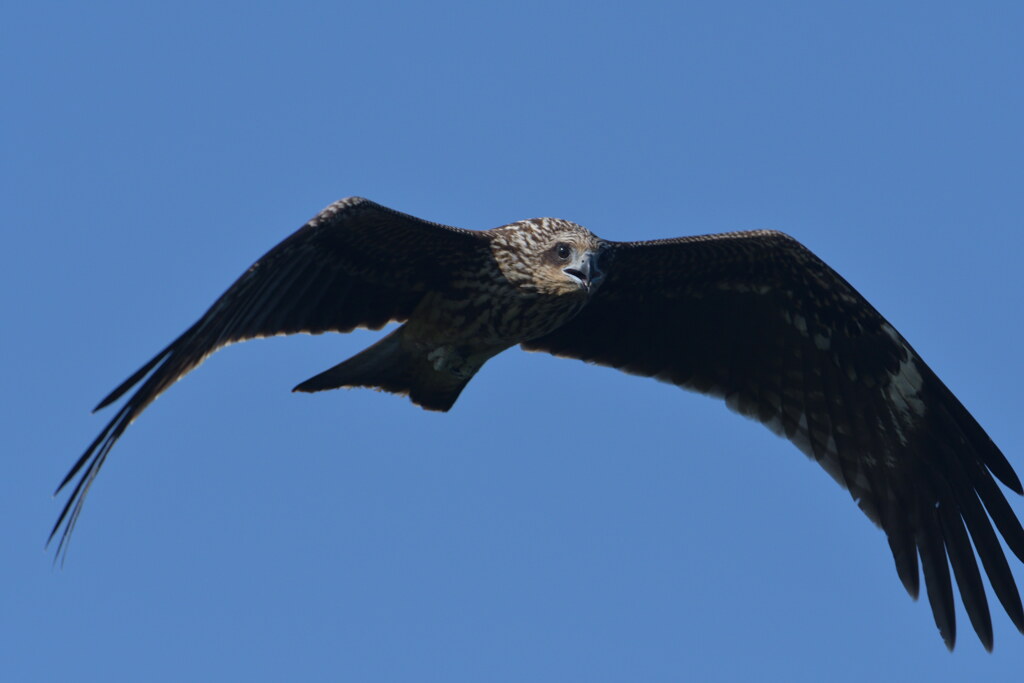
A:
4 1 1023 681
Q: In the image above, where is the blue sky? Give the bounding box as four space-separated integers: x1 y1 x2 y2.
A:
4 1 1023 680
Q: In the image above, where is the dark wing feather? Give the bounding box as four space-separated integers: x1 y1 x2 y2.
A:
523 230 1024 649
52 197 489 559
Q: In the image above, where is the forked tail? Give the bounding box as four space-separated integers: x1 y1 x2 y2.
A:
293 328 472 412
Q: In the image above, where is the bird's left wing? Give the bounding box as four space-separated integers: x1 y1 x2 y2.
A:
522 230 1024 649
52 197 490 559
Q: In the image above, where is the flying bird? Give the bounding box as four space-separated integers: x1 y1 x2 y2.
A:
54 197 1023 650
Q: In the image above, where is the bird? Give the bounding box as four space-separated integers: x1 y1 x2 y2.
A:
53 196 1023 650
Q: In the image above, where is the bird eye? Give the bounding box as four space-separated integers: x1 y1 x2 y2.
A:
555 243 571 260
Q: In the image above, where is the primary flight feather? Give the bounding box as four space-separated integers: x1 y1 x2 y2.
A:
54 197 1024 650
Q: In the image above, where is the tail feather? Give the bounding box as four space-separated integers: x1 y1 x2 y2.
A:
293 329 472 412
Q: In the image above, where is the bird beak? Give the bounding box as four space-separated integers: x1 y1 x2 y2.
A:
564 254 603 291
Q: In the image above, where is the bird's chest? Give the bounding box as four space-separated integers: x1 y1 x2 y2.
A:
473 292 587 345
410 286 587 347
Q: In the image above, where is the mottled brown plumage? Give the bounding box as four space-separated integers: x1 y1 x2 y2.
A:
294 214 603 409
54 197 1023 651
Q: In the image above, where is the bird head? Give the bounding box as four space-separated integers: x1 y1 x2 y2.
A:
489 218 606 297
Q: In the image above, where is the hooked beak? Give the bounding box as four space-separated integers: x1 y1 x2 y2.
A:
563 253 604 291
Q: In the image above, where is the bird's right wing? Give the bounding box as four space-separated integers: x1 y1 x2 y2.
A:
523 230 1024 649
52 197 490 558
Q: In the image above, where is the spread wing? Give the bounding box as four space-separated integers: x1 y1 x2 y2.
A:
523 230 1024 650
52 197 490 559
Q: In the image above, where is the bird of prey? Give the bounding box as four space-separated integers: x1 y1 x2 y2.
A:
54 196 1022 650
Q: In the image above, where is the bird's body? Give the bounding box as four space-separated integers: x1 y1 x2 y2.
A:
54 197 1023 650
294 213 605 409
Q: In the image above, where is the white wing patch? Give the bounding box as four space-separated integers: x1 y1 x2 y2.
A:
881 323 927 445
792 313 808 335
